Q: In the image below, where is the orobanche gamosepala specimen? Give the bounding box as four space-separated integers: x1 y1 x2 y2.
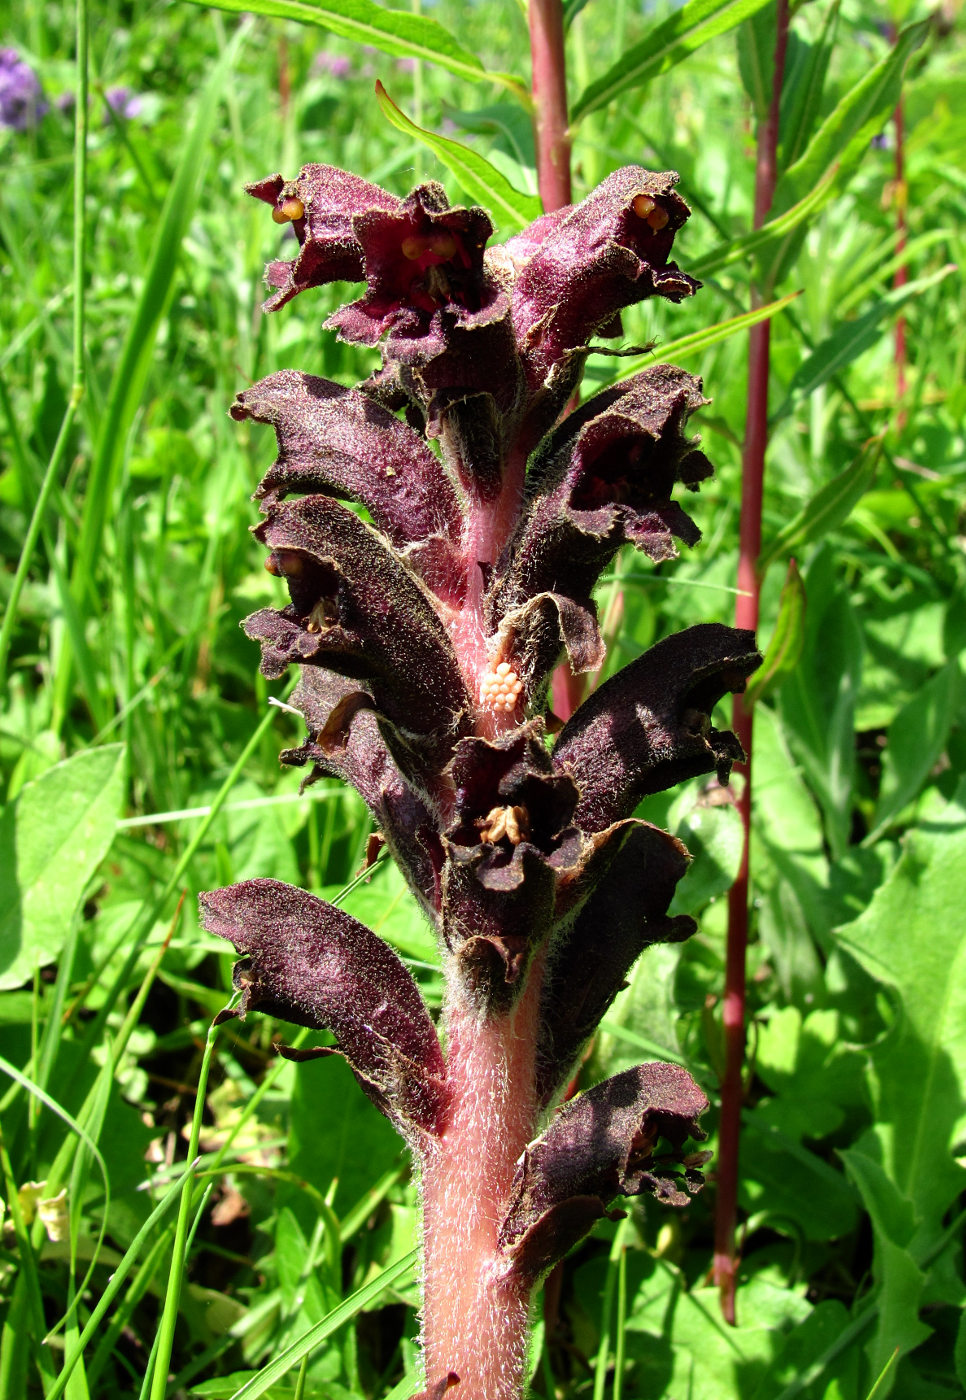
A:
199 162 760 1400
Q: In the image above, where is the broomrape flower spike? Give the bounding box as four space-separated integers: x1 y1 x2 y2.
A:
201 163 761 1400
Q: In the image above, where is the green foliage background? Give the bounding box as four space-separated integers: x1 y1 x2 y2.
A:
0 1 964 1396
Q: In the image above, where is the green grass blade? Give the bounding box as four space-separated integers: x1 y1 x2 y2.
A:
608 290 800 383
229 1248 419 1399
375 82 541 230
776 266 955 412
772 20 928 214
71 22 250 598
188 0 525 97
44 1174 187 1400
689 169 835 282
571 0 772 123
148 1021 223 1400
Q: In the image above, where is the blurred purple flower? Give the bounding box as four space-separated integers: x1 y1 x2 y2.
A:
104 85 144 121
0 47 48 131
396 57 417 75
314 51 352 79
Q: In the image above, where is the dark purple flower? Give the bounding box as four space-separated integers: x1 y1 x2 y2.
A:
206 166 759 1383
0 48 48 131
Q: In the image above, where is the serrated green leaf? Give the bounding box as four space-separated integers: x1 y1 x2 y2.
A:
375 82 541 231
0 745 125 990
571 0 772 123
188 0 523 95
837 791 966 1235
758 439 882 578
745 558 806 703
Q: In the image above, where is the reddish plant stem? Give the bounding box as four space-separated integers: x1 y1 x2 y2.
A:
528 0 572 212
713 0 790 1324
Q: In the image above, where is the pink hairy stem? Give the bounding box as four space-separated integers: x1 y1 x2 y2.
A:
713 0 790 1324
420 958 547 1400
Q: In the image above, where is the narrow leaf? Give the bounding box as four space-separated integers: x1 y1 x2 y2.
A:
229 1250 418 1399
777 266 956 412
73 27 247 591
744 558 806 705
690 173 835 282
778 0 840 168
757 437 882 578
610 291 800 383
188 0 522 94
572 0 772 123
772 20 928 214
375 83 541 230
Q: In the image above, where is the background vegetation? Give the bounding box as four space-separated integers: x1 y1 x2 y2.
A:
1 0 964 1396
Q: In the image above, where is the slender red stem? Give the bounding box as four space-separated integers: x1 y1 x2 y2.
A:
528 0 572 212
713 0 790 1324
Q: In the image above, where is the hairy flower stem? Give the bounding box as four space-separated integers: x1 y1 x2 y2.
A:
714 0 789 1324
421 966 545 1400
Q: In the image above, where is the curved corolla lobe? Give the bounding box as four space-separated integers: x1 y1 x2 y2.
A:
507 168 699 400
536 822 695 1107
199 880 448 1136
487 366 712 689
327 182 504 357
440 724 578 1011
280 669 445 917
247 165 400 312
248 494 472 760
498 1062 709 1283
553 624 761 834
230 370 463 549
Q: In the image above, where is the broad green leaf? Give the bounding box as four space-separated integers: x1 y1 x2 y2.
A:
571 0 773 123
610 290 800 383
668 791 744 914
0 746 125 990
748 1300 856 1400
741 1120 859 1240
837 789 966 1239
188 0 523 95
745 558 806 702
776 266 956 413
375 82 542 231
772 20 928 215
758 439 882 578
840 1148 932 1378
866 657 963 844
228 1248 417 1398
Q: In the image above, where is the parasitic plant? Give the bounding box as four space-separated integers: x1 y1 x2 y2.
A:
199 163 761 1400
